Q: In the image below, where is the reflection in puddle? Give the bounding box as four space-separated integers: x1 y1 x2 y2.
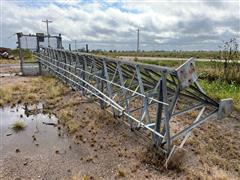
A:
0 103 70 156
0 73 19 77
1 103 56 134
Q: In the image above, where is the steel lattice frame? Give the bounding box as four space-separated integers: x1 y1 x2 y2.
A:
34 47 233 161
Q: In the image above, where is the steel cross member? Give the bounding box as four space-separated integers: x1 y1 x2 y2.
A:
34 47 233 162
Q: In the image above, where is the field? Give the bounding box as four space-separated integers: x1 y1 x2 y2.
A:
96 50 222 59
98 51 240 107
0 74 239 179
2 0 240 178
0 53 240 179
0 49 36 64
139 59 240 109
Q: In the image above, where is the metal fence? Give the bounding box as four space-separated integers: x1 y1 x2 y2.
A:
17 33 62 51
16 33 62 75
34 47 233 164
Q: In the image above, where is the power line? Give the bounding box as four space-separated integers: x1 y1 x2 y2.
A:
8 33 16 39
42 19 53 47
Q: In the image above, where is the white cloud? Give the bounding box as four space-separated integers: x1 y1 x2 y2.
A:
1 0 239 50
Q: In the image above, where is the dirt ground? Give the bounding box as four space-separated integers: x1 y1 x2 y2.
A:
0 64 20 74
0 73 240 179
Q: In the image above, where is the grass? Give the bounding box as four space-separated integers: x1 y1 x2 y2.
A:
200 80 240 109
11 121 26 132
59 108 79 133
0 48 36 64
141 59 240 109
25 93 38 101
143 59 240 82
11 49 37 62
141 59 233 69
59 109 74 123
0 76 68 107
66 120 79 133
95 50 222 59
0 59 19 64
141 59 183 67
117 169 125 177
48 84 65 99
1 75 80 134
0 58 36 64
1 61 238 179
0 88 12 106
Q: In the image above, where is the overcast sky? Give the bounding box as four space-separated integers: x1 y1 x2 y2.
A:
1 0 239 51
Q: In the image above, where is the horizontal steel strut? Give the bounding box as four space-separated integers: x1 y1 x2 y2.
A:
34 47 233 162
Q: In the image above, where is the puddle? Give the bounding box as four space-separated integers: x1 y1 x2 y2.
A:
0 73 19 77
0 103 71 156
0 103 95 179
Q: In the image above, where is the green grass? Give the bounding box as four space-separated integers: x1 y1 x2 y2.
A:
141 59 240 83
141 59 182 67
96 50 222 59
141 59 240 110
141 59 223 68
0 49 36 64
11 49 34 60
200 80 240 109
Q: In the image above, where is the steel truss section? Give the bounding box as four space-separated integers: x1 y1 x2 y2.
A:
34 47 233 161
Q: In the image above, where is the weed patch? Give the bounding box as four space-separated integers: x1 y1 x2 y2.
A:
141 60 240 109
0 76 68 107
11 121 26 132
0 88 12 106
59 108 79 133
200 80 240 109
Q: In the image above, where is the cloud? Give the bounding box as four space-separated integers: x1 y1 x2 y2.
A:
1 0 239 50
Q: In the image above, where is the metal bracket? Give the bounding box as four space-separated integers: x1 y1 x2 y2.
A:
176 57 198 90
217 98 233 120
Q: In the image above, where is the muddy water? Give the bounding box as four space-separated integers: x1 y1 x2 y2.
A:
0 103 96 179
0 73 18 77
0 103 71 156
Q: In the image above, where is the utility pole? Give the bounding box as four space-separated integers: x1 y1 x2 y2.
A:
135 28 139 61
74 40 77 51
136 28 140 59
42 19 52 47
86 44 89 53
